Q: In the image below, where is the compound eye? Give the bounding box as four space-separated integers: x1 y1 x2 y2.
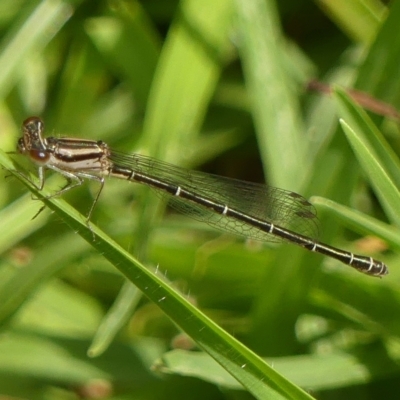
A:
23 116 43 133
17 138 26 153
29 149 50 164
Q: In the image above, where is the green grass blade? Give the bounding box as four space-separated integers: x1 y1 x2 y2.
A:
0 194 48 254
0 149 315 400
313 271 400 337
355 0 400 99
88 282 142 357
233 0 307 189
0 0 72 97
91 0 235 355
158 348 399 391
142 0 233 159
0 230 89 327
315 0 386 43
333 88 400 226
86 3 160 108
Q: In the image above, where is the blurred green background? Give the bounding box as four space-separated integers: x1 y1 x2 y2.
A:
0 0 400 399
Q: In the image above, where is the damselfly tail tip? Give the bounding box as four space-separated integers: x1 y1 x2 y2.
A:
378 261 389 276
350 255 388 277
367 259 388 277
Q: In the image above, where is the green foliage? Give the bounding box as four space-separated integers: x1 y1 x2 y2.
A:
0 0 399 399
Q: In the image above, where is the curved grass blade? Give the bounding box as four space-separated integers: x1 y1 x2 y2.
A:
333 88 400 226
0 149 315 399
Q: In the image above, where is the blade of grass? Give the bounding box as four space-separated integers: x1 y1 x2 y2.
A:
89 0 235 356
141 0 233 159
355 0 400 101
233 0 307 189
312 271 400 337
0 230 89 327
158 347 399 391
88 282 142 357
334 88 400 187
86 2 160 109
0 150 315 400
0 0 73 98
232 0 317 356
0 194 48 254
315 0 386 44
333 88 400 226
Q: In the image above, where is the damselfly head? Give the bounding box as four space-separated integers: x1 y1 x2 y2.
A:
18 116 47 153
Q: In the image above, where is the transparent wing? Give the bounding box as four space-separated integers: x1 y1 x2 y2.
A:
109 151 319 243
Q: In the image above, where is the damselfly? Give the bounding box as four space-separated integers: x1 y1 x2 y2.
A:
15 117 388 277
